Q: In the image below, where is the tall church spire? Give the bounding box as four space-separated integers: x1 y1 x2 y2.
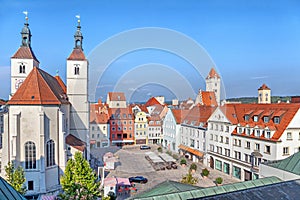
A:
74 15 83 50
21 11 31 47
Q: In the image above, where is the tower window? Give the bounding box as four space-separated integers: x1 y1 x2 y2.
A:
19 63 25 73
74 65 80 75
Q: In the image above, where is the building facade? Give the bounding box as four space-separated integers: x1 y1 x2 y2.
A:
134 111 148 145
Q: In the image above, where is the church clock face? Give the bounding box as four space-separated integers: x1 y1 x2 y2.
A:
15 79 24 89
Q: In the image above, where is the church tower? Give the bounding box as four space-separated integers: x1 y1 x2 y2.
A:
10 13 39 97
206 68 221 105
258 84 271 104
66 17 90 159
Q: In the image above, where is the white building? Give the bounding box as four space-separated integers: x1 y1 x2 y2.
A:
205 68 221 105
147 115 162 145
0 16 89 197
206 103 300 181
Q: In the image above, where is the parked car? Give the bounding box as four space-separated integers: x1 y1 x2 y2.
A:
129 176 148 184
140 145 151 150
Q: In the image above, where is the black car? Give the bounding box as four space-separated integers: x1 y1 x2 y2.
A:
140 145 151 150
129 176 148 184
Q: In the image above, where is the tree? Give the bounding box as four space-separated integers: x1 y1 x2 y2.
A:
181 170 198 185
5 162 26 195
60 152 100 199
190 163 197 171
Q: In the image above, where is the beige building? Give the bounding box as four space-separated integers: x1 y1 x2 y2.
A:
134 111 148 144
258 84 271 104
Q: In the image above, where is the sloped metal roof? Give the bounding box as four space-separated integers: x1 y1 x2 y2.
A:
0 177 27 200
267 151 300 175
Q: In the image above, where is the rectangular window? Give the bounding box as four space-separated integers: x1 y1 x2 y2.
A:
28 181 34 190
215 159 222 171
226 126 229 132
223 162 230 175
266 131 271 139
245 141 250 149
245 115 249 121
210 144 214 152
256 130 260 137
214 135 218 142
238 127 243 134
234 151 241 160
233 166 241 179
210 134 213 140
287 132 292 140
225 148 230 157
283 147 289 155
263 116 269 123
246 129 251 135
265 145 271 154
74 65 80 75
225 137 229 144
255 143 260 151
190 139 195 148
220 136 223 143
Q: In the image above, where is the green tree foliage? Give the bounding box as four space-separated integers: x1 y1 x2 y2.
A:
181 170 198 185
190 163 197 171
5 162 26 195
60 152 100 199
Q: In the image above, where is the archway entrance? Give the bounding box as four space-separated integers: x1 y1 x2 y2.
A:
210 156 214 169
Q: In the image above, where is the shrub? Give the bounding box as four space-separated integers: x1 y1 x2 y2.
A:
180 158 187 165
215 177 223 184
202 168 209 177
190 163 197 171
172 154 179 160
157 147 162 153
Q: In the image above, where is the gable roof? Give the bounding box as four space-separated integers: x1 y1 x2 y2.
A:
8 67 69 105
206 68 220 79
0 176 27 200
108 107 133 120
65 134 86 152
67 48 86 60
11 46 39 63
182 105 216 127
108 92 126 101
199 91 218 106
267 151 300 175
145 97 162 107
172 109 190 124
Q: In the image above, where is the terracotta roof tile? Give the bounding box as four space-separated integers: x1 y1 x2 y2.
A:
108 92 126 101
145 97 162 107
65 134 86 152
11 46 39 62
8 67 69 105
108 107 133 119
55 76 67 94
67 48 86 60
206 68 220 79
221 103 300 141
183 105 216 126
200 91 218 106
258 84 271 90
172 109 190 124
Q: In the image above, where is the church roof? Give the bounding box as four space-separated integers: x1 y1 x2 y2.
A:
108 92 126 101
67 48 86 60
8 67 69 105
11 46 39 63
200 91 218 106
206 68 220 79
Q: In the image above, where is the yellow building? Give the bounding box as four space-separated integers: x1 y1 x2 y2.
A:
134 111 148 144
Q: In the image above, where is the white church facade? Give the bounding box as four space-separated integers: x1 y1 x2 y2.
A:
0 16 90 197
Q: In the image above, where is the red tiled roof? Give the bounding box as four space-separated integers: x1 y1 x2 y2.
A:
65 134 86 152
221 103 300 141
206 68 220 79
67 48 86 60
108 92 126 101
200 91 218 106
182 105 216 127
11 46 39 63
108 107 133 119
8 67 69 105
258 84 270 90
172 109 190 124
145 97 162 107
90 102 109 123
55 76 67 94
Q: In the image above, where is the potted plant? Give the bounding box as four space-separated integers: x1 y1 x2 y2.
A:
157 147 162 153
215 177 223 186
202 168 209 178
190 163 197 173
180 158 187 167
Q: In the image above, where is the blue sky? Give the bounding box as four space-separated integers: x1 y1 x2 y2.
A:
1 0 300 102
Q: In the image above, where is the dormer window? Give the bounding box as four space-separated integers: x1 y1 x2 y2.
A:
256 130 260 137
263 116 269 123
274 117 280 124
246 128 251 135
253 116 258 122
245 115 250 121
238 127 243 134
74 64 80 75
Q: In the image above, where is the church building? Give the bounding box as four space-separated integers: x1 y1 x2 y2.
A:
0 15 90 197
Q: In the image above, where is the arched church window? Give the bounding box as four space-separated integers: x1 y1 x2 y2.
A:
25 141 36 169
19 63 25 73
74 64 80 75
46 140 55 167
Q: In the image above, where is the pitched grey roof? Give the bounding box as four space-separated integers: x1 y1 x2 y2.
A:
267 151 300 175
0 177 26 200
